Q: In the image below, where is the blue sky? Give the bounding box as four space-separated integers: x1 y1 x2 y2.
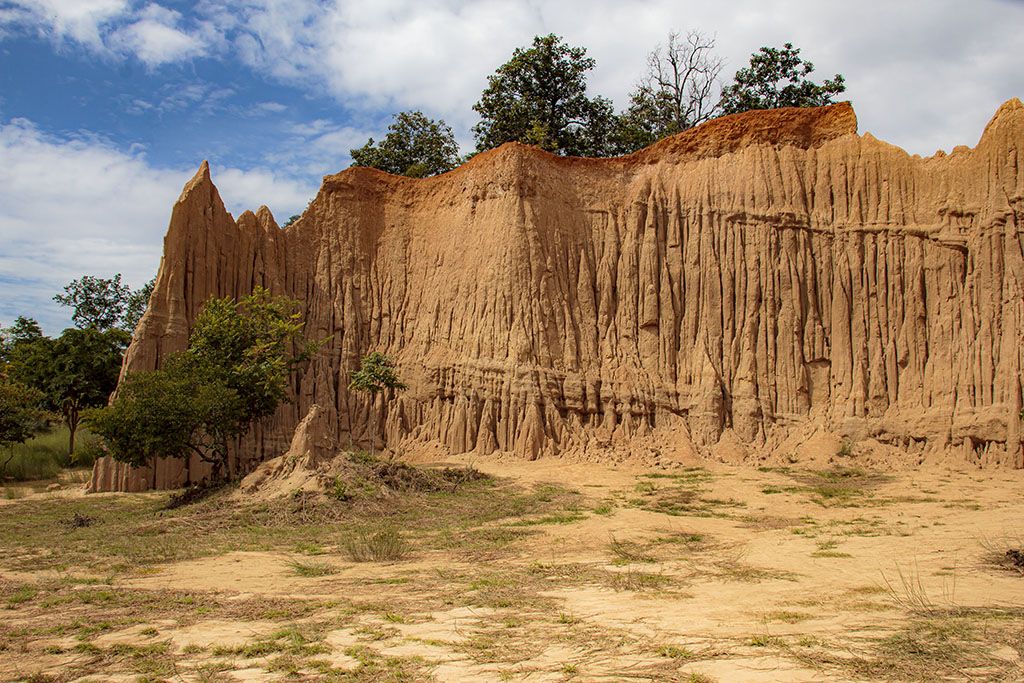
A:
2 0 1024 334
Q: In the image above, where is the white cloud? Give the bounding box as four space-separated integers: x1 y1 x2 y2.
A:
6 0 210 65
12 0 129 50
5 1 1023 154
0 118 317 333
215 167 316 219
256 101 287 113
201 0 1024 156
108 3 207 65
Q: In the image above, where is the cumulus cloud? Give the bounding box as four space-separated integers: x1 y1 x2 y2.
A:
202 0 1024 155
4 0 209 64
0 118 317 333
4 0 1022 154
8 0 130 50
107 3 207 65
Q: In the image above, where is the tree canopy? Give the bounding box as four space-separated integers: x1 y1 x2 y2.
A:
53 274 155 333
350 110 460 178
88 288 319 481
719 42 846 115
6 327 128 454
472 34 616 157
0 316 43 364
348 34 851 166
0 377 47 474
123 277 156 332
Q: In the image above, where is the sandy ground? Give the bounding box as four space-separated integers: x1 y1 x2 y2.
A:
2 455 1023 682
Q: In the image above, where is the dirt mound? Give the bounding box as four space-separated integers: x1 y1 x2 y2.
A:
91 99 1024 491
237 445 487 503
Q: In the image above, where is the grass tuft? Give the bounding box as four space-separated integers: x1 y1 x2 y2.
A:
287 559 338 577
344 528 410 562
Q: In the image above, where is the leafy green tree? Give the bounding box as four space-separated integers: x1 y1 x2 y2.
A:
123 277 156 332
88 288 318 481
350 110 461 178
54 273 156 332
0 316 43 364
7 327 128 454
53 274 132 331
348 352 406 459
615 30 723 153
719 42 846 115
472 34 617 157
0 377 47 477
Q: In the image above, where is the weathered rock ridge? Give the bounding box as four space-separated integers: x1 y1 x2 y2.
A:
90 100 1024 492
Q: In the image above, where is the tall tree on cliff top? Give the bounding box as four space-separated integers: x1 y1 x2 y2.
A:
350 110 460 177
472 34 617 157
719 42 846 115
615 30 724 153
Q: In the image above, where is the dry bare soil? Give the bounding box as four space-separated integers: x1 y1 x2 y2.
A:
2 454 1023 682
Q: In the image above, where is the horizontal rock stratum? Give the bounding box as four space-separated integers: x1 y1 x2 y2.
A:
90 100 1024 492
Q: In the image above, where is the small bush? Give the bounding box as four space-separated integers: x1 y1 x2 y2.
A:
344 528 409 562
347 450 377 465
328 455 490 501
61 512 96 529
329 476 351 501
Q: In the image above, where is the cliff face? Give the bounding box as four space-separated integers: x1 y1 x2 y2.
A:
90 101 1024 492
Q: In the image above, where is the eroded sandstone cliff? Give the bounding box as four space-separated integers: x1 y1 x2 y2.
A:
90 100 1024 492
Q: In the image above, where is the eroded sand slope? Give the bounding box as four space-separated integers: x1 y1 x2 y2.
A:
92 100 1024 491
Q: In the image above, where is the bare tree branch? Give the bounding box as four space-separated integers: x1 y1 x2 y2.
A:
642 30 723 130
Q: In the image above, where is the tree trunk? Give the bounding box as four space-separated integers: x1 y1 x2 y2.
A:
1 446 14 478
67 407 79 455
211 438 228 482
370 399 376 459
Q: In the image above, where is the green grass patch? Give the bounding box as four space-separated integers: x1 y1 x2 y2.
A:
513 511 587 526
1 426 102 482
0 462 584 575
287 559 338 577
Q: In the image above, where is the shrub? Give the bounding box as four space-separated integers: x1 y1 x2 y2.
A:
344 528 409 562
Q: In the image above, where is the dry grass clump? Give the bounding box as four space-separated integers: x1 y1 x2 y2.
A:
323 451 490 502
1004 548 1024 571
287 559 338 577
344 528 411 563
792 609 1024 682
762 467 890 507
